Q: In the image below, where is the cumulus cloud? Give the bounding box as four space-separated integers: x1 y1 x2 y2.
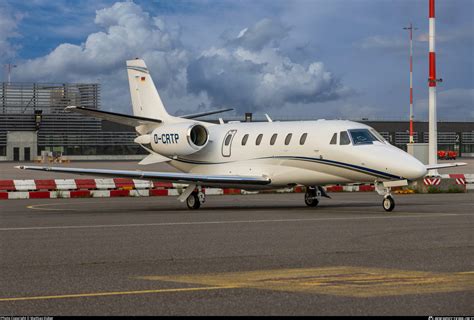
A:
187 19 350 112
11 3 349 116
14 1 189 112
0 6 22 63
17 2 184 77
227 18 290 51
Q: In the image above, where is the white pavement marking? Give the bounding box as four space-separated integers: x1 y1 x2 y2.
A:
0 213 470 232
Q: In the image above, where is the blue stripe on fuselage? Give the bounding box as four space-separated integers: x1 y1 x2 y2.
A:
174 156 403 180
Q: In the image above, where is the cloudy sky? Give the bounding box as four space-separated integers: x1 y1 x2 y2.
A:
1 0 473 120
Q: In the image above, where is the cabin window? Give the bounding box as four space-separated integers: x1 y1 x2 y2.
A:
299 133 308 145
285 133 292 145
224 134 233 146
270 134 277 145
256 134 263 145
330 133 337 145
340 131 351 145
242 134 249 146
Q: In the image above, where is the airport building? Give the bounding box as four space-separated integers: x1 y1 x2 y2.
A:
0 81 473 161
0 82 144 161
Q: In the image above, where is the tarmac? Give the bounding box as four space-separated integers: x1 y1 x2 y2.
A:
0 192 473 315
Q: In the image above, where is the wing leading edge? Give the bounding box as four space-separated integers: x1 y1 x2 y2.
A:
65 106 162 127
425 162 466 170
15 166 271 187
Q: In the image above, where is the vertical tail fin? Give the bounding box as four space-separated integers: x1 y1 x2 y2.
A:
126 59 171 121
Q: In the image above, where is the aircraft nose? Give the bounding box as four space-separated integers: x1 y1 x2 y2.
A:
369 145 427 180
402 155 427 180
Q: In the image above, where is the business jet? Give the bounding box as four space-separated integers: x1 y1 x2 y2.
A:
17 59 465 211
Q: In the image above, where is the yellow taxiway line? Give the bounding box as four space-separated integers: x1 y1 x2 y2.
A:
0 285 239 302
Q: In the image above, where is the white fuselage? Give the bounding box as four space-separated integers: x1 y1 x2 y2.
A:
165 119 427 189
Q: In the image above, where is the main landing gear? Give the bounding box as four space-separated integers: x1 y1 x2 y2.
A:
304 186 330 207
186 191 206 209
186 190 205 209
305 186 319 207
178 184 206 210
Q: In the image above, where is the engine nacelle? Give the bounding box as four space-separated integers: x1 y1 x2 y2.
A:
150 123 209 156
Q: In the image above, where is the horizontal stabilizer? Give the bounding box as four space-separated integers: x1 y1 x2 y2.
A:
425 162 466 170
179 108 233 119
65 106 162 127
15 166 271 187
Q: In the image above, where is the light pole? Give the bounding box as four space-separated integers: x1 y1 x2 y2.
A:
403 23 417 144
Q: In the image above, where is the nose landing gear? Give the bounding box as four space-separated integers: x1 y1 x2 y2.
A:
375 182 395 212
382 195 395 212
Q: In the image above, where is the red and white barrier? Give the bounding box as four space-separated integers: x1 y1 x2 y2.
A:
440 174 473 189
0 178 381 200
424 178 441 186
1 175 472 200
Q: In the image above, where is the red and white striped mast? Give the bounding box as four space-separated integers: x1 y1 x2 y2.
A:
403 23 417 144
428 0 440 175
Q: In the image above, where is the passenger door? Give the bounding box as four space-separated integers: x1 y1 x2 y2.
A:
222 130 237 157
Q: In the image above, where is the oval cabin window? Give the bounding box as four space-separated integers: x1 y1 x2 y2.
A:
270 134 277 145
242 134 249 146
285 133 292 145
300 133 307 145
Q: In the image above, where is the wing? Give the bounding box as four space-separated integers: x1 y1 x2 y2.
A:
15 166 271 187
425 162 466 170
65 106 162 127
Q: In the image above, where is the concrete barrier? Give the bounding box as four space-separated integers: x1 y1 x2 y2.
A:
412 177 467 193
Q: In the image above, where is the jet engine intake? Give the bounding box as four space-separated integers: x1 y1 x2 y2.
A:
150 123 209 156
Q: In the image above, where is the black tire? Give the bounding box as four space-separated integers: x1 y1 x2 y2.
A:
382 196 395 212
305 192 319 207
186 193 201 209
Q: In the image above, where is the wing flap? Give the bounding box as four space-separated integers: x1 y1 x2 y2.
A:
66 106 162 127
15 166 270 187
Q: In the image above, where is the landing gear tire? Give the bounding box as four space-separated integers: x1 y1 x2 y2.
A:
305 190 319 207
382 195 395 212
305 197 319 207
186 192 201 210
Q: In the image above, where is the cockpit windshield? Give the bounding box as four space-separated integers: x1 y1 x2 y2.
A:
369 129 386 142
348 129 381 145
